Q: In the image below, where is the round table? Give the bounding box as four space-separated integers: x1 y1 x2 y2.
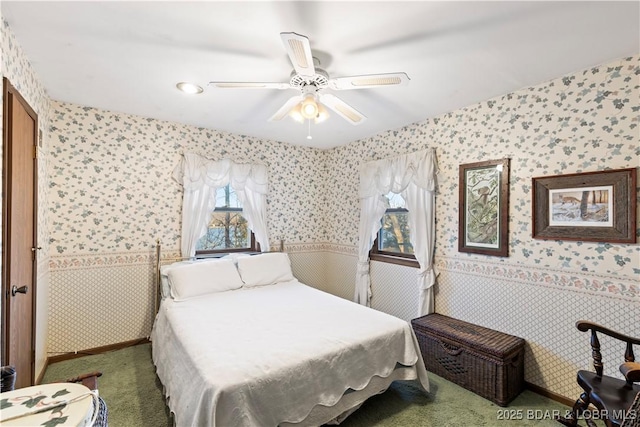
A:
0 382 95 426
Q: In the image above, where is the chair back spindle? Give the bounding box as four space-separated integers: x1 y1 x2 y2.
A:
590 329 604 377
625 342 635 364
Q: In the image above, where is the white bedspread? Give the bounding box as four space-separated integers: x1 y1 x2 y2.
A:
151 280 429 427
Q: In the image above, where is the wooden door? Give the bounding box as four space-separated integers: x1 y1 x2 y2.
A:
2 78 38 389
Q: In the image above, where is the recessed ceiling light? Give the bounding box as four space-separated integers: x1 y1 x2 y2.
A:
176 82 203 94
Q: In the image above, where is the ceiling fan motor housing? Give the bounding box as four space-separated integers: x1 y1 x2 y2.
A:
290 68 329 90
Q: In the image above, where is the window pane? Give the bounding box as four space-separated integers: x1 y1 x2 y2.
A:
215 185 241 208
196 210 250 250
196 184 251 251
379 210 414 254
378 192 414 255
387 192 406 209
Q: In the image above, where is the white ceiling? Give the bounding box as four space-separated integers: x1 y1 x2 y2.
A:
2 1 638 150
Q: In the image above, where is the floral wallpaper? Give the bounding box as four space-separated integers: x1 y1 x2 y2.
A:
48 103 328 254
326 55 639 280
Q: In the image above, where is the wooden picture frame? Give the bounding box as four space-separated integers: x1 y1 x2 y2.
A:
458 159 510 257
532 168 636 243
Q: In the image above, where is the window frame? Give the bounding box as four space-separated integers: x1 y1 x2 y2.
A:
369 207 419 268
195 195 259 256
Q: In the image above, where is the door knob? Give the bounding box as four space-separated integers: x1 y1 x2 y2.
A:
11 285 28 296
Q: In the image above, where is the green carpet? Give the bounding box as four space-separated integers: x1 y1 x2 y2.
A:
42 343 568 427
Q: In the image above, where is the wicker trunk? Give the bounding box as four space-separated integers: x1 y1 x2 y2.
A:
411 313 525 406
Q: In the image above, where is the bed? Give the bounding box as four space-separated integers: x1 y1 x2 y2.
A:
150 249 430 426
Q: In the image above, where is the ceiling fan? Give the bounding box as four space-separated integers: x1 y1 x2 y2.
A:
209 32 410 126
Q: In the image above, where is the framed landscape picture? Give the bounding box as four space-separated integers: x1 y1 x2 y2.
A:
532 168 636 243
458 158 510 257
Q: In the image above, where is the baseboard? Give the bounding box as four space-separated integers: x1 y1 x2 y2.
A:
525 381 574 407
48 338 150 364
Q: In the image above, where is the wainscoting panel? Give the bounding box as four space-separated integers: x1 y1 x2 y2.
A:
324 251 357 301
435 267 639 400
287 242 357 299
291 248 421 322
288 250 327 292
48 254 154 355
370 261 421 321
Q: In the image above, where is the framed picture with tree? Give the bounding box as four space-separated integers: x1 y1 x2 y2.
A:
458 159 510 257
532 168 636 243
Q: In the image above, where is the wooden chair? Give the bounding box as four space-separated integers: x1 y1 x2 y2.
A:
1 368 107 426
558 321 640 427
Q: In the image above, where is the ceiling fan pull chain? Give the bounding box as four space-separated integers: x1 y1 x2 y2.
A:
306 119 312 140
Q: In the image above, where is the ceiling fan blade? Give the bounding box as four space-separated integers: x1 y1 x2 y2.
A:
209 81 291 90
328 72 410 90
269 95 303 121
319 94 367 125
280 32 316 78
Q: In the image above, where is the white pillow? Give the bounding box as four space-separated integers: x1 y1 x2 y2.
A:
167 259 243 301
160 261 196 299
159 259 219 299
237 252 295 288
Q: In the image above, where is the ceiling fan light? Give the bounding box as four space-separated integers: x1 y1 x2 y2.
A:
300 94 318 119
314 104 329 124
302 103 317 118
288 104 305 123
176 82 203 94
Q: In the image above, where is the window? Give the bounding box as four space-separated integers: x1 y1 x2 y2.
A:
195 184 258 254
370 192 418 267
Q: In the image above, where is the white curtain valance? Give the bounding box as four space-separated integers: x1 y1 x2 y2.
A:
173 153 268 195
173 152 270 257
359 149 437 199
